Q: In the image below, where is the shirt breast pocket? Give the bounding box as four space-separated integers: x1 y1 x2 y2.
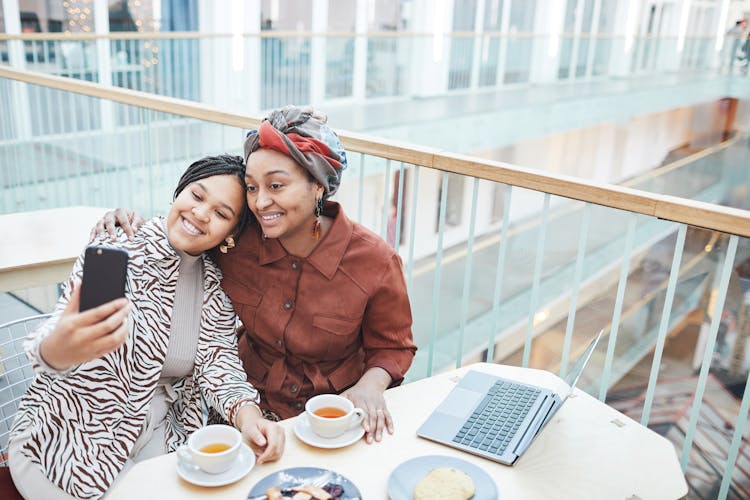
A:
313 314 361 358
229 286 263 334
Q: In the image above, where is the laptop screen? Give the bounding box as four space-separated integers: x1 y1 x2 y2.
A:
562 329 604 398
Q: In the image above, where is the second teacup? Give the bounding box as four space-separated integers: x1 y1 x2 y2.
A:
176 424 242 474
305 394 365 439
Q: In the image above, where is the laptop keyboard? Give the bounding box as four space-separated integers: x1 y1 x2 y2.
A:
452 381 541 455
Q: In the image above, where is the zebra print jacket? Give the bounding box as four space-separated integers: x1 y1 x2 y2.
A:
10 217 259 499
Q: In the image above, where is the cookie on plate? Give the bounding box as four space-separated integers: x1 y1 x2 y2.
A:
413 467 476 500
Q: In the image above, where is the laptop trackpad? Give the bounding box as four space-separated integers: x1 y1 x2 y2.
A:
436 388 483 418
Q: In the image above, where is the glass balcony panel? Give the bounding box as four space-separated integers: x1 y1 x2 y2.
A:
325 36 354 99
591 37 612 76
448 36 473 90
366 36 407 98
575 37 591 78
261 36 311 109
0 77 13 141
0 80 244 215
558 36 574 79
477 34 500 87
503 35 532 84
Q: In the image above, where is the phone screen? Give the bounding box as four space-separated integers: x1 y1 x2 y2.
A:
79 246 129 311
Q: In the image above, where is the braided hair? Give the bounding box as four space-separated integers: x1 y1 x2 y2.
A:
173 154 251 238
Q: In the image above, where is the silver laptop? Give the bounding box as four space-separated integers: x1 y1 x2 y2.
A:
417 329 603 465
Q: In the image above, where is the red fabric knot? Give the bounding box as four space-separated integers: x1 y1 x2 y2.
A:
257 121 342 171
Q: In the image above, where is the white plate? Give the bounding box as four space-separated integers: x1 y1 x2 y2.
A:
387 455 499 500
177 442 255 487
293 413 365 449
247 467 361 499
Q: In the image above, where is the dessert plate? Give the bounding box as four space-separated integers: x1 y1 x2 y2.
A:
387 455 498 500
247 467 361 499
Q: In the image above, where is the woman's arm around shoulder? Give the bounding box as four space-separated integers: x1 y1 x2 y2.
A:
89 208 146 242
26 241 130 375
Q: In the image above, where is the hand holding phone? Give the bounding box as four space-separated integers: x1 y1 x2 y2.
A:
38 246 130 370
40 285 130 371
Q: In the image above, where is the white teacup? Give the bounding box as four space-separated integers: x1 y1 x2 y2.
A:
305 394 365 439
177 424 242 474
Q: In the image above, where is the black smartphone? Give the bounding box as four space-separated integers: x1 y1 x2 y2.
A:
79 246 129 312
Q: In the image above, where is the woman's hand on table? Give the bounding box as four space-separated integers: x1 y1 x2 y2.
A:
341 367 393 444
235 404 285 464
40 285 130 371
89 208 145 242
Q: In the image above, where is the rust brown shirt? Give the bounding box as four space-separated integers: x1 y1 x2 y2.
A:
218 202 416 419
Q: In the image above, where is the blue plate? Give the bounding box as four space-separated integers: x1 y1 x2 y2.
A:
387 455 499 500
247 467 361 499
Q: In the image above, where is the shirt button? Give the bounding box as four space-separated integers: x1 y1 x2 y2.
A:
291 261 299 270
294 402 303 411
290 384 298 393
283 299 293 310
275 339 283 348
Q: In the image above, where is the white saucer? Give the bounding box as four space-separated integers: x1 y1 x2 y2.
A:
293 414 365 449
177 442 255 487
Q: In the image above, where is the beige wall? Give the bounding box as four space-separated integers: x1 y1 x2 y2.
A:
473 105 699 185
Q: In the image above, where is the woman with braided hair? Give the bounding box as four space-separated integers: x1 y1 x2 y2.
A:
11 155 285 500
94 105 416 444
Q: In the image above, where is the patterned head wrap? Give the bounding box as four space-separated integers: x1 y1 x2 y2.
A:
244 105 347 197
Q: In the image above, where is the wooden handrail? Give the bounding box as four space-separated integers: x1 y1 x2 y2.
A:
1 65 748 237
0 65 262 130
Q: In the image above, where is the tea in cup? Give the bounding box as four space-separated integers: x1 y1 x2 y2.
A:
305 394 365 439
177 424 242 474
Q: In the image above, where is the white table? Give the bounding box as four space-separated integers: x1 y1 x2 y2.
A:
0 206 108 292
108 362 688 499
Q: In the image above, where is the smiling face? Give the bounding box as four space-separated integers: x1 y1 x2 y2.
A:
244 148 324 254
166 174 245 255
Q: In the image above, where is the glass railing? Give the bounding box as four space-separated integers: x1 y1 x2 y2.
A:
0 31 731 111
1 67 750 498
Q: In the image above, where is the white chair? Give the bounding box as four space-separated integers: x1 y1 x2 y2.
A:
0 314 50 466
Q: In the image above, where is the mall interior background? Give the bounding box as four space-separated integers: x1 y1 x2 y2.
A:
2 1 750 497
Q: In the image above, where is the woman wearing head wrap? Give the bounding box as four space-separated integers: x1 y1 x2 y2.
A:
95 105 416 444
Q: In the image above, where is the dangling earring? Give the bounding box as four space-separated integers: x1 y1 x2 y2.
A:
219 235 235 253
312 197 323 240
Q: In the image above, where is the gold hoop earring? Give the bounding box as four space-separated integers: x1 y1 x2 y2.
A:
312 198 323 240
219 235 236 253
